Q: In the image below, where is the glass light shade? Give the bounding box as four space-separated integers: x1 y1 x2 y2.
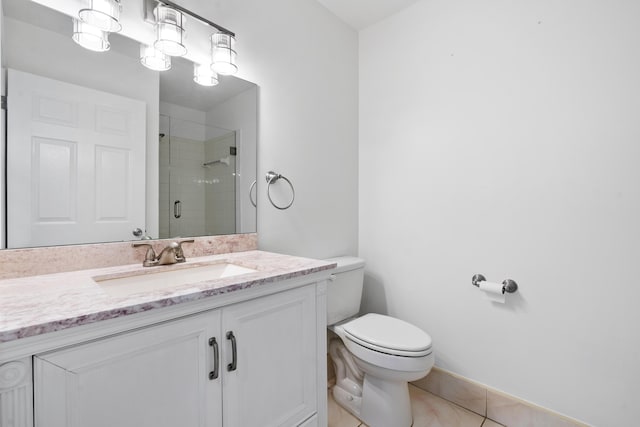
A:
78 0 122 33
140 44 171 71
211 33 238 75
194 63 219 86
154 6 187 57
72 19 110 52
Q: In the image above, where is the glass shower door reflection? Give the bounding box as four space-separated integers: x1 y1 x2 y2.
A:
159 115 237 239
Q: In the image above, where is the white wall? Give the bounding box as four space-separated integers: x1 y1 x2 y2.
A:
181 0 359 258
359 1 640 426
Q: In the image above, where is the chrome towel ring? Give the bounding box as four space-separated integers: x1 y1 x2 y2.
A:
248 180 257 208
265 171 295 210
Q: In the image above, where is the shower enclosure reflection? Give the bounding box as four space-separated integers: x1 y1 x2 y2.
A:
159 116 243 238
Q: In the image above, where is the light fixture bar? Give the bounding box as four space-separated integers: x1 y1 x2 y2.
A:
157 0 235 37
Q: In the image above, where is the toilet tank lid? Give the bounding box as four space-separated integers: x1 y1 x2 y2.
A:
325 256 365 273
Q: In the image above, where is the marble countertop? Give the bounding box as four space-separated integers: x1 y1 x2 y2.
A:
0 250 336 343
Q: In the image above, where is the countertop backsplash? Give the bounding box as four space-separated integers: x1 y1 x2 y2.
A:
0 234 258 280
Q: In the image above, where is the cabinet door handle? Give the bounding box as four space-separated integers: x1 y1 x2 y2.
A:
226 331 237 372
209 337 219 380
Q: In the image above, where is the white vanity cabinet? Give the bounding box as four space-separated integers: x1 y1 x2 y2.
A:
35 311 222 427
32 284 320 427
221 284 317 427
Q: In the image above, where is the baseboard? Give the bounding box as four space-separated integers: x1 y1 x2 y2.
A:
411 367 591 427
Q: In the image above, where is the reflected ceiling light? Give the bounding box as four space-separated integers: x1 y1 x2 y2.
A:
154 5 187 57
72 19 110 52
194 63 219 86
140 44 171 71
211 33 237 75
78 0 122 33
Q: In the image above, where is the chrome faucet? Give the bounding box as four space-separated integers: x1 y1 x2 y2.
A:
132 243 157 267
132 239 195 267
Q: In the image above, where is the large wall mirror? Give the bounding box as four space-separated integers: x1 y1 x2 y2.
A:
1 0 257 249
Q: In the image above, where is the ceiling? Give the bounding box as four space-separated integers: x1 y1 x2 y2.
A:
315 0 421 30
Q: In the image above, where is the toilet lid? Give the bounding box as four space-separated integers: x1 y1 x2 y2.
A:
342 313 432 357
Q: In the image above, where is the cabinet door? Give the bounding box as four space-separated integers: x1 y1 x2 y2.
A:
222 285 317 427
34 311 222 427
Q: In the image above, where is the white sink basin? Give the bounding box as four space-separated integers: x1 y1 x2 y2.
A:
94 262 257 297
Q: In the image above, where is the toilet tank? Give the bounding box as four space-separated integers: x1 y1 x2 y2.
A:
326 256 366 325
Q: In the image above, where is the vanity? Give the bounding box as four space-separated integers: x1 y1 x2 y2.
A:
0 246 335 427
0 1 326 425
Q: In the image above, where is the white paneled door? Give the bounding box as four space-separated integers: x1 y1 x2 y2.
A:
7 69 146 248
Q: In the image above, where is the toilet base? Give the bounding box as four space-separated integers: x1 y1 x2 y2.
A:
332 374 413 427
360 375 412 427
329 336 429 427
332 384 363 419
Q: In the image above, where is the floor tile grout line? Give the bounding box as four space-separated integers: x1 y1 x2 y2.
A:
485 387 488 418
412 387 487 426
416 387 487 419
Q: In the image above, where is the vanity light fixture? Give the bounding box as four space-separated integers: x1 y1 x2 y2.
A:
154 5 187 57
72 19 110 52
72 0 239 78
194 63 219 86
78 0 122 33
140 44 171 71
211 32 238 75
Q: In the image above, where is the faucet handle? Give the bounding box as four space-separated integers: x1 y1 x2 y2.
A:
175 239 195 263
132 242 158 267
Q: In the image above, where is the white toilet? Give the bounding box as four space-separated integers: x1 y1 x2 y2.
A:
326 256 434 427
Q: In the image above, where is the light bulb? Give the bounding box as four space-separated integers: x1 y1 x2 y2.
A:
154 6 187 57
211 33 238 75
194 63 219 86
72 19 110 52
140 44 171 71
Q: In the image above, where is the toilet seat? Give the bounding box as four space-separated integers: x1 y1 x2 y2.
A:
342 314 432 357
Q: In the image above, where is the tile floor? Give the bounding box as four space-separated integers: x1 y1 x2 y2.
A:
328 384 505 427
